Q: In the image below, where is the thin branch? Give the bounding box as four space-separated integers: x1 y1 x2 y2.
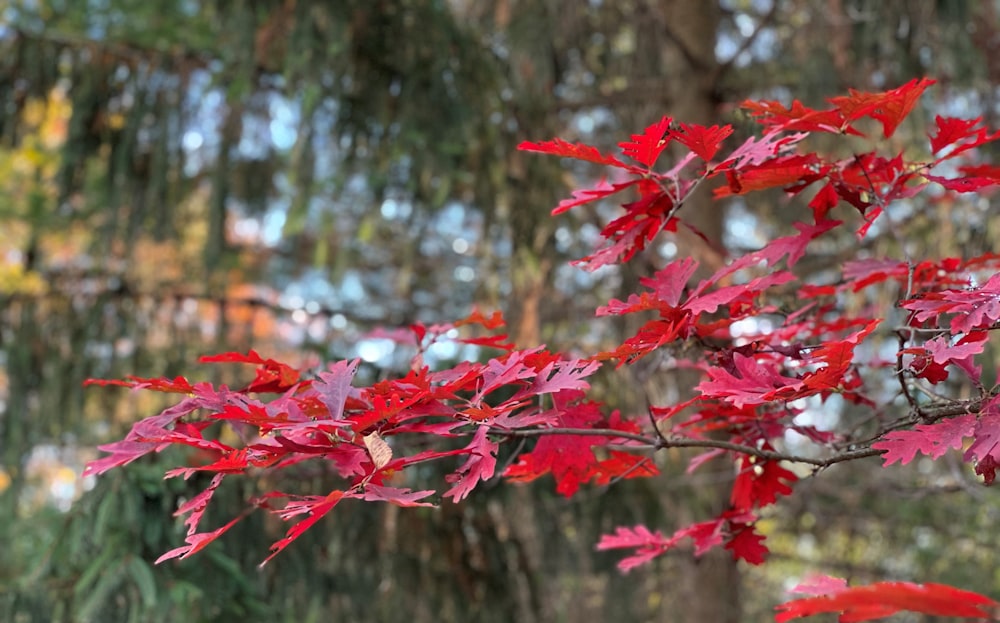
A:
493 426 883 467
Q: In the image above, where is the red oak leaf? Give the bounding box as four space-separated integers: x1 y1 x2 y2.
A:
550 178 638 215
312 359 359 420
725 522 768 565
828 77 935 138
963 396 1000 483
740 99 851 135
669 122 733 162
683 271 796 316
444 425 498 501
716 129 809 173
775 579 998 622
929 115 1000 157
696 353 803 408
83 398 203 477
788 575 849 597
903 272 1000 333
715 154 825 197
730 456 796 511
596 525 675 572
924 173 1000 193
172 473 225 536
165 448 254 479
503 400 645 496
619 116 673 167
917 331 988 381
642 257 699 306
958 163 1000 183
597 513 764 572
83 375 196 393
513 358 601 400
591 451 659 486
261 490 345 566
455 308 506 330
808 182 840 221
517 137 627 168
802 320 879 391
156 513 246 564
353 485 437 507
975 454 1000 485
872 414 977 466
200 350 302 393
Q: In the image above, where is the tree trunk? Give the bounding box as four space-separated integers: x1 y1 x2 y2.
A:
650 1 740 620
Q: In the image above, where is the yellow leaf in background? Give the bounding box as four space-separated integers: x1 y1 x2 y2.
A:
22 98 46 126
0 263 47 295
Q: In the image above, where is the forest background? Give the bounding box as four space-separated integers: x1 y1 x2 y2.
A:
2 1 1000 621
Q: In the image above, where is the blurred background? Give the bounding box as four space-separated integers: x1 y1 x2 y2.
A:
1 1 1000 621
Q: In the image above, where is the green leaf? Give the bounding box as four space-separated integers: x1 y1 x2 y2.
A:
127 556 158 609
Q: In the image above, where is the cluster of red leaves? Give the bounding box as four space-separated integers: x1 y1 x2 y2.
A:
89 78 1000 620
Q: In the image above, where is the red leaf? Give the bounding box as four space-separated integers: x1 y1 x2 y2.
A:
200 350 302 392
775 579 998 622
696 353 803 408
928 115 1000 156
473 349 541 402
789 575 849 596
716 129 809 171
597 514 762 572
261 490 345 566
455 308 506 330
903 272 1000 333
963 396 1000 476
156 514 246 564
619 116 673 167
925 173 1000 193
513 358 602 400
313 359 359 421
740 99 852 135
354 485 436 507
503 400 645 496
683 271 796 316
828 77 935 138
715 154 825 197
596 525 675 572
918 331 988 380
591 451 659 486
83 398 202 477
802 320 879 391
670 122 733 162
641 257 699 307
550 179 637 215
730 457 796 511
975 454 1000 485
444 425 498 501
173 473 225 536
517 138 627 168
700 219 839 278
808 182 840 221
958 163 1000 182
873 414 976 466
725 523 768 565
83 375 196 393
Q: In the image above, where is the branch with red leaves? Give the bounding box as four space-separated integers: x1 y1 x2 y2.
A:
87 78 1000 619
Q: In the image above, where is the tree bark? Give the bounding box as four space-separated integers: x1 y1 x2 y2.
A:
648 1 740 621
